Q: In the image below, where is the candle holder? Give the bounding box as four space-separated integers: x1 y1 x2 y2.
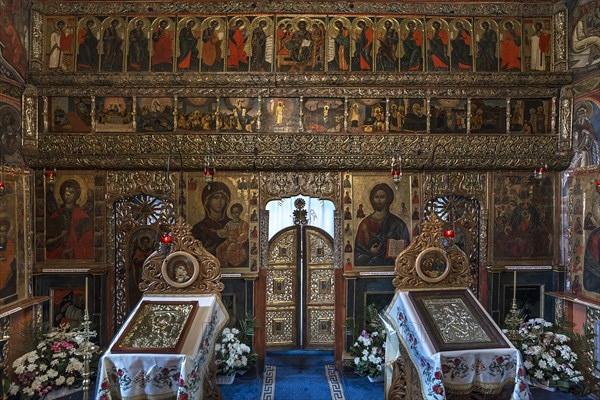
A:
390 155 402 189
533 165 547 180
160 233 173 256
44 168 57 186
504 298 523 342
75 310 98 400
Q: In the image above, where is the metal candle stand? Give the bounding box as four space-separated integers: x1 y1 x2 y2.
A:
75 310 98 400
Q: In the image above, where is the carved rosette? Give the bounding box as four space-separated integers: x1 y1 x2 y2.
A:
139 217 224 294
393 213 473 290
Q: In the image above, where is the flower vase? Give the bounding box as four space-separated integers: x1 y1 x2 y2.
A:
368 374 384 383
216 373 236 385
527 378 556 392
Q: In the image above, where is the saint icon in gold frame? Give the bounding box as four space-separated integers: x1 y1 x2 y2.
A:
161 251 200 288
415 247 450 283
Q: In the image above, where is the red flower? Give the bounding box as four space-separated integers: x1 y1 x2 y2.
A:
519 382 526 392
434 371 442 380
173 372 181 381
518 367 525 377
442 365 450 374
117 369 124 376
100 396 108 400
453 358 461 366
101 379 109 390
162 368 170 375
496 356 504 364
178 393 189 400
179 379 185 387
433 384 444 395
398 312 405 320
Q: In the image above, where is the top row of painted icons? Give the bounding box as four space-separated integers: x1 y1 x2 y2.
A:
45 15 553 73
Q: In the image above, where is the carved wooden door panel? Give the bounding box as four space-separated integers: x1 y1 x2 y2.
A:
265 226 335 349
303 226 335 349
266 227 299 348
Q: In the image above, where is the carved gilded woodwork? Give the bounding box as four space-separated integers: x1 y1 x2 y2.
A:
105 171 176 202
267 269 295 304
113 195 175 328
265 308 295 346
393 213 473 290
307 308 335 344
387 342 422 400
266 229 297 347
28 73 570 93
305 228 335 348
30 10 44 71
422 172 487 200
106 170 178 327
423 191 482 294
33 1 555 18
559 86 574 152
22 86 38 150
553 3 567 71
26 133 573 172
140 217 224 294
260 172 340 206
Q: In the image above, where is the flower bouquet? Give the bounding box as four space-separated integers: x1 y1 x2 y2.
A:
516 318 583 392
349 329 386 380
214 327 256 383
8 324 100 399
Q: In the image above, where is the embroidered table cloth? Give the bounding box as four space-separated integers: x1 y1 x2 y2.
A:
383 290 529 400
96 294 227 400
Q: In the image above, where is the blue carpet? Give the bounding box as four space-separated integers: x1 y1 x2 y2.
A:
266 350 334 400
216 353 595 400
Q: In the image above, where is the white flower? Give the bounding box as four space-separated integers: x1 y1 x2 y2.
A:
534 369 544 379
231 328 240 335
8 383 19 395
538 360 547 369
66 376 75 386
47 369 59 378
55 376 66 386
524 361 533 369
362 349 368 356
354 357 360 365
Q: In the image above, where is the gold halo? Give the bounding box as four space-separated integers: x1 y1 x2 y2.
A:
52 176 89 207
